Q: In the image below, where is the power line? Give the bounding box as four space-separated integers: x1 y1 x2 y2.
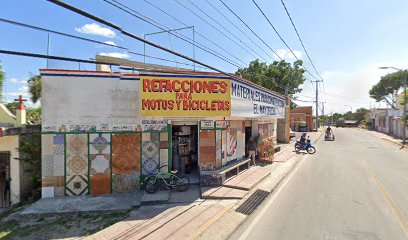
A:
143 0 248 68
218 0 282 60
251 0 299 61
47 0 232 76
251 0 321 83
173 0 259 61
183 0 268 62
0 18 210 71
280 0 324 81
203 0 274 61
0 49 120 66
103 0 246 69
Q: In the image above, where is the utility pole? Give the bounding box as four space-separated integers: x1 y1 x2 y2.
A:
403 70 407 145
313 80 323 131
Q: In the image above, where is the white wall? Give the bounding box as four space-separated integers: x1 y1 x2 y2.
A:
41 71 141 132
0 136 21 205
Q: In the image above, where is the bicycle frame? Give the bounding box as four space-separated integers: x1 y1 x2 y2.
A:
151 171 182 188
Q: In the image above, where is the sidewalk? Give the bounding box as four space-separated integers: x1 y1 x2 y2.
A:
86 131 322 240
358 128 407 149
18 132 321 240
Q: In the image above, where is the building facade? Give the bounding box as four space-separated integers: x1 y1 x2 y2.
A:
40 70 286 197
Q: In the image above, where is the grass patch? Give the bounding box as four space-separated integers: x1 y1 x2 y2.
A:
0 211 130 240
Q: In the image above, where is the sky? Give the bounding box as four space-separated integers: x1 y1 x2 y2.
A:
1 0 408 113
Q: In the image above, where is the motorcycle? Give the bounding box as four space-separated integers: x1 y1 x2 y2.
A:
325 132 335 141
295 138 316 154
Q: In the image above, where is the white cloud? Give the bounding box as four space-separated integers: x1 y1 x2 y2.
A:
9 77 26 84
75 23 116 38
99 52 130 59
275 49 302 60
104 41 117 46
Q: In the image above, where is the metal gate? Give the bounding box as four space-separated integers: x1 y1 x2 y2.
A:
0 152 11 208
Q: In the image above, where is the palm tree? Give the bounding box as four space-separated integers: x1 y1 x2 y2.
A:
28 75 41 103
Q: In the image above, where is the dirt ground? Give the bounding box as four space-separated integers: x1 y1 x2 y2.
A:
0 204 129 240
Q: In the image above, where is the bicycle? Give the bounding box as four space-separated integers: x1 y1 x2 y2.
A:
144 165 190 194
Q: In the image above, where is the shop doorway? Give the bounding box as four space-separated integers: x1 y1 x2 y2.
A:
172 124 199 184
245 127 252 157
0 152 10 208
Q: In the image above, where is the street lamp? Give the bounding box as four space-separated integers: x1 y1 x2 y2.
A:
379 66 407 145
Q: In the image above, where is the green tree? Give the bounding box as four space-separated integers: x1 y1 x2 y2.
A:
235 59 306 96
5 102 19 115
28 75 41 103
353 108 369 124
0 63 4 101
27 107 42 124
369 71 407 108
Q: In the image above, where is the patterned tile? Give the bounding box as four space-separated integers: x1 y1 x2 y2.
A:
66 134 88 176
42 187 54 198
53 134 65 145
142 140 160 176
112 134 140 174
90 154 110 174
90 174 110 195
112 172 140 193
199 146 216 171
151 132 159 142
66 174 88 196
42 135 54 156
53 144 64 156
42 155 54 177
90 133 110 155
142 157 159 176
66 134 88 196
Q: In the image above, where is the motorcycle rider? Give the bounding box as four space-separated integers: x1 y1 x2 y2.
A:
326 126 333 137
300 132 307 145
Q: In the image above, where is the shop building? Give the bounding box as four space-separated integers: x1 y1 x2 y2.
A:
40 69 285 197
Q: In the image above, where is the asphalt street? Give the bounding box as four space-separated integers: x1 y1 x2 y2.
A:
230 128 408 240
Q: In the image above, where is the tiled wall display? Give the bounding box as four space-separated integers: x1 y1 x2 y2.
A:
112 133 141 193
142 132 160 176
41 134 65 197
65 134 89 196
199 130 216 171
89 133 111 195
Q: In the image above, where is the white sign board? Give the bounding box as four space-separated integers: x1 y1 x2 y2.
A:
41 70 141 132
230 79 285 118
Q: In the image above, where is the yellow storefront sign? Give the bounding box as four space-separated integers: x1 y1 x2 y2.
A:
140 75 231 117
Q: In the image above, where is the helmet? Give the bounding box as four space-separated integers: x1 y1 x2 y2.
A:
302 132 307 137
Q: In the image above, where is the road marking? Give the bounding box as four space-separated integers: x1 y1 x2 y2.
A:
362 160 408 238
238 153 309 240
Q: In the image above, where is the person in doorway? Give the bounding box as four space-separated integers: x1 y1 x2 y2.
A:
248 136 257 165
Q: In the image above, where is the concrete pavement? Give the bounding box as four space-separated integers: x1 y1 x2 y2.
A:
230 128 408 240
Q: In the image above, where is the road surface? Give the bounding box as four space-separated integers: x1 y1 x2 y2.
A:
231 128 408 240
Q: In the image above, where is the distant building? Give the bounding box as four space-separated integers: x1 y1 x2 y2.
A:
290 106 313 132
0 96 41 208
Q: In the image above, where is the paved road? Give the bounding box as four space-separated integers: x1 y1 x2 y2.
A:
231 128 408 240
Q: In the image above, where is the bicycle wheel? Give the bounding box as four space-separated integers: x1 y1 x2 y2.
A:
175 175 190 192
145 176 158 194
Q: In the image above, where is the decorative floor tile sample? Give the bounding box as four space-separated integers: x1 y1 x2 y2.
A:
90 134 111 195
142 134 160 176
65 134 88 196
